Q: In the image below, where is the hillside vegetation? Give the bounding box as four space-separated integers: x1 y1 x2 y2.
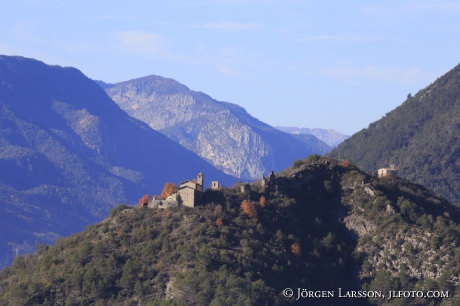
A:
1 156 460 305
332 62 460 206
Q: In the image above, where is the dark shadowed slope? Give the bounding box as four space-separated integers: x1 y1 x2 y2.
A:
0 55 236 266
332 62 460 205
103 75 331 180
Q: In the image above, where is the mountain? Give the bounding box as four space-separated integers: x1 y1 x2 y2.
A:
1 155 458 305
275 126 349 147
0 55 236 267
102 75 331 180
331 63 460 206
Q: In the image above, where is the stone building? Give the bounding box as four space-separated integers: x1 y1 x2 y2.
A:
211 181 222 190
261 171 275 187
378 165 398 178
146 172 204 209
147 194 179 209
240 183 251 193
178 172 203 207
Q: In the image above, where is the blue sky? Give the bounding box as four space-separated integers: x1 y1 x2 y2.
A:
1 0 459 135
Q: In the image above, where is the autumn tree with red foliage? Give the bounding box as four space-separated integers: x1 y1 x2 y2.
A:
160 183 178 198
241 200 257 218
291 243 302 257
138 194 150 208
341 160 349 168
259 196 266 208
215 217 223 227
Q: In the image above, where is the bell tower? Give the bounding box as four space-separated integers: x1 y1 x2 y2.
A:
197 172 204 187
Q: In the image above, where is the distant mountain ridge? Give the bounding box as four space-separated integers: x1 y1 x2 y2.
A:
0 55 236 266
275 126 349 147
332 62 460 205
102 75 331 180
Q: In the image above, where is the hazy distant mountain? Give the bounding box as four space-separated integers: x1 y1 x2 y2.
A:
275 126 349 147
0 56 236 266
102 75 331 180
332 62 460 206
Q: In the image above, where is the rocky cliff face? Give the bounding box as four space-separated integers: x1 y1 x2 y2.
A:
169 110 274 179
277 156 460 292
103 75 331 180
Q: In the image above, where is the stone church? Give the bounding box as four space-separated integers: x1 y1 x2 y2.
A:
177 172 204 207
147 172 204 209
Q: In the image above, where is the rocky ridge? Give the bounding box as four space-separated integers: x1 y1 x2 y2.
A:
102 75 331 180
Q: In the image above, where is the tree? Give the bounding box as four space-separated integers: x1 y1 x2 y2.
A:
161 183 178 198
215 218 223 227
214 205 223 214
138 194 150 208
321 232 335 249
259 196 266 208
290 243 302 257
241 200 257 218
292 159 303 169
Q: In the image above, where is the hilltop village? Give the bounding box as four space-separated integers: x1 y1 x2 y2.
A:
139 171 277 209
140 164 396 210
138 173 205 209
138 173 227 209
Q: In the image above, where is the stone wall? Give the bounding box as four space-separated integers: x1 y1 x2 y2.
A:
148 199 179 209
179 187 195 207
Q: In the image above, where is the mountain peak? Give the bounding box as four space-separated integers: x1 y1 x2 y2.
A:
112 74 190 95
102 75 331 180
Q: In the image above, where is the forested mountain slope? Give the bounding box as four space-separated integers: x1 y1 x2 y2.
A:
0 55 236 267
332 63 460 205
102 75 330 180
1 156 458 305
